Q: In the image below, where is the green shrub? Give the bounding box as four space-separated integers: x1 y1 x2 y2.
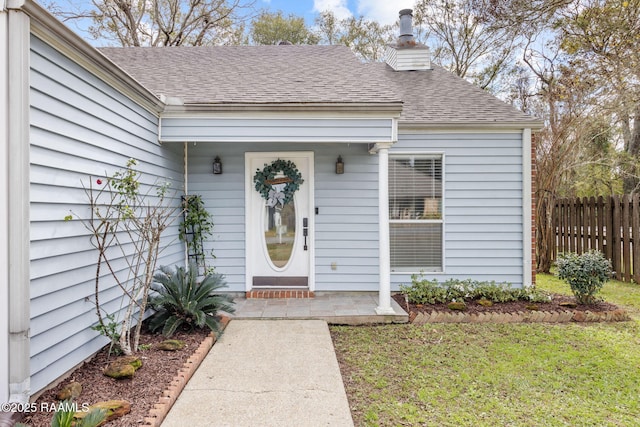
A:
400 274 551 305
556 250 612 304
90 312 122 356
400 276 446 304
149 263 235 337
21 400 107 427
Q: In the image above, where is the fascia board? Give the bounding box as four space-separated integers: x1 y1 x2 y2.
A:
167 102 404 116
21 0 164 115
399 120 544 131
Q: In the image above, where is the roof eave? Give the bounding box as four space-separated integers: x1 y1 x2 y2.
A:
21 0 165 115
399 120 545 131
163 102 404 116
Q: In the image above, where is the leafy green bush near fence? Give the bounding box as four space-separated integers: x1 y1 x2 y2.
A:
556 250 612 304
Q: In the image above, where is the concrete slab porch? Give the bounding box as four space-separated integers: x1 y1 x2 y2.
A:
231 292 409 325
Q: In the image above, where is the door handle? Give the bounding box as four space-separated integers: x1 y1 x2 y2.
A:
303 218 308 251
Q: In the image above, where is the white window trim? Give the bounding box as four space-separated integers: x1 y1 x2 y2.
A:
389 152 445 275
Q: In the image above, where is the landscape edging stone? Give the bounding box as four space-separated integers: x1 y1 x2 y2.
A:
409 309 630 325
141 315 231 427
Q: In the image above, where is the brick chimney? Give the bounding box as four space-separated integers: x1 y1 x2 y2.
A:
385 9 431 71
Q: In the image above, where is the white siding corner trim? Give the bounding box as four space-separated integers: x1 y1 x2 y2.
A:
0 5 11 405
7 7 30 403
523 128 533 287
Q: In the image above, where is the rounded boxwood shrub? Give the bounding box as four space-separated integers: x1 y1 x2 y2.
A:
556 250 612 305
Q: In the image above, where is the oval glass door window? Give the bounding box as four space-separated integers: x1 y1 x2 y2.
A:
264 201 296 268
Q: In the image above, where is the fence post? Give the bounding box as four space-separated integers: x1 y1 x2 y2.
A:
581 197 589 254
612 195 622 281
633 193 640 284
598 196 605 256
622 194 631 282
589 196 597 252
551 196 558 263
560 198 566 254
569 197 576 253
604 196 613 262
563 197 569 253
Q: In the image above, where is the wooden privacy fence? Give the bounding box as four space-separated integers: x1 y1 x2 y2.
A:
548 195 640 283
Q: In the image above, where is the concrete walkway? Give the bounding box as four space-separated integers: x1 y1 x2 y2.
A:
161 320 354 427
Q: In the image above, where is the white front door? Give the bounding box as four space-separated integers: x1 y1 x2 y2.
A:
245 152 314 290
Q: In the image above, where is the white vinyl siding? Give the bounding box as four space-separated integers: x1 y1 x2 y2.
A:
160 117 394 143
392 131 524 287
314 145 379 290
186 142 379 292
29 35 182 394
389 155 443 272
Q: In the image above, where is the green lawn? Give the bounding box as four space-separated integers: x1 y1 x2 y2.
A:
331 274 640 426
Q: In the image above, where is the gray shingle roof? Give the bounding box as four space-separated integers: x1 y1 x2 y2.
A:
373 62 540 125
99 45 401 105
99 45 540 126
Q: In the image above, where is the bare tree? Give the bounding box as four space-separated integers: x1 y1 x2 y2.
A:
49 0 254 46
70 159 181 355
469 0 573 33
412 0 520 91
314 11 341 45
314 11 395 62
520 32 626 271
556 0 640 192
250 11 319 45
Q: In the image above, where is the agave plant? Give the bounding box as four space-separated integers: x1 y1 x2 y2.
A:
149 263 235 337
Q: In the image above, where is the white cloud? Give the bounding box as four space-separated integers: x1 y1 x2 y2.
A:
356 0 416 25
313 0 353 20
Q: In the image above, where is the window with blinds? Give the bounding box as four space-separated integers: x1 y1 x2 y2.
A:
389 154 443 272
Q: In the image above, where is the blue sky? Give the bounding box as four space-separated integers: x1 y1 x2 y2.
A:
47 0 417 44
263 0 416 25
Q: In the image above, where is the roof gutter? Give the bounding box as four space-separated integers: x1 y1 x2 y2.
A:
19 0 164 115
164 102 404 116
399 120 544 131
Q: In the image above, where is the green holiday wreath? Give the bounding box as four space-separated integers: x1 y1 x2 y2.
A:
254 159 304 207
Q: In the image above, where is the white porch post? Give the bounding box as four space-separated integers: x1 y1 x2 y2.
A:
374 143 395 315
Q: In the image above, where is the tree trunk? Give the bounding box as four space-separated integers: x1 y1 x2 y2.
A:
623 105 640 193
536 192 555 273
132 236 161 352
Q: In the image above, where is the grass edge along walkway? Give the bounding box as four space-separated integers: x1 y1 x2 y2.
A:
331 275 640 426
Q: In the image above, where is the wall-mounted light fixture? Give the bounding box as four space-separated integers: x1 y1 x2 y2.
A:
213 156 222 174
335 155 344 174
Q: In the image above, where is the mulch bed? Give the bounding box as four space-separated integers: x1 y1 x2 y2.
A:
392 293 621 317
22 326 211 427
